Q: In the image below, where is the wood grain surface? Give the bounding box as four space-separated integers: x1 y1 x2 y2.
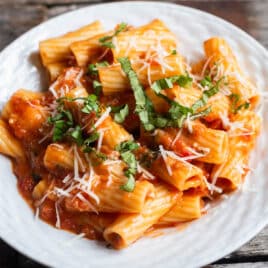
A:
0 0 268 267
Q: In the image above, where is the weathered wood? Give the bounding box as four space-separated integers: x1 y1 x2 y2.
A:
208 262 268 268
0 0 266 5
0 0 268 267
0 240 17 267
223 226 268 260
0 4 47 50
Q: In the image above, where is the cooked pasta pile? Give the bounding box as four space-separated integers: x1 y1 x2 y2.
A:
0 19 261 249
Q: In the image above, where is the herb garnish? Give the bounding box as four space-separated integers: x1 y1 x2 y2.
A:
200 76 212 88
87 61 109 76
114 104 129 124
151 74 193 92
118 57 222 131
92 80 102 96
191 80 220 111
70 125 83 146
229 93 250 114
118 57 156 131
48 95 100 144
48 104 74 142
99 22 127 48
116 140 139 192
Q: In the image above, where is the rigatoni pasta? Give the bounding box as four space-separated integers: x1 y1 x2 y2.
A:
0 20 261 249
39 21 104 66
103 183 179 249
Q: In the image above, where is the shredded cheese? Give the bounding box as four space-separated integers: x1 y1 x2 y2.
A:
171 128 182 147
74 69 83 87
185 113 193 133
203 176 223 194
76 193 98 214
49 80 59 98
35 207 40 220
97 129 105 152
93 107 111 129
55 202 61 228
201 54 214 77
137 163 155 180
159 145 172 176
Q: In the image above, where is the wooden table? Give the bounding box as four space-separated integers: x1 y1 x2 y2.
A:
0 0 268 267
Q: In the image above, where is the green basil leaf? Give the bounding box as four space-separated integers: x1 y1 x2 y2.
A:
175 74 193 88
118 57 155 131
70 125 83 146
200 76 212 88
121 151 137 171
84 131 100 146
151 78 173 94
116 140 139 153
191 107 212 120
229 93 250 114
99 22 127 48
53 120 67 142
120 173 135 192
114 104 129 123
93 80 102 96
110 105 125 113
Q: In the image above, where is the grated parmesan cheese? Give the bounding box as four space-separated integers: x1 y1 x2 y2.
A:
93 107 111 129
137 163 155 180
55 202 61 228
49 80 59 98
76 193 98 214
159 145 172 176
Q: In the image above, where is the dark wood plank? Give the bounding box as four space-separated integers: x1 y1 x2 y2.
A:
0 1 268 267
0 0 265 5
0 240 17 268
207 262 268 268
0 4 47 50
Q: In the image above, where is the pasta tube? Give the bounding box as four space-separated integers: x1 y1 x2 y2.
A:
103 183 179 249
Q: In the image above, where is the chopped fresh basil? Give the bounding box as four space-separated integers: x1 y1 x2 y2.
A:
110 105 125 113
176 73 193 88
229 93 250 114
121 151 137 172
192 79 220 111
88 64 98 76
116 140 139 192
70 125 83 146
190 107 212 120
48 104 74 142
93 80 102 96
116 140 139 153
84 131 100 146
99 22 127 48
236 102 250 113
200 76 212 88
151 74 193 93
87 61 109 76
114 104 129 123
151 77 173 93
81 94 100 115
120 173 135 192
118 57 156 131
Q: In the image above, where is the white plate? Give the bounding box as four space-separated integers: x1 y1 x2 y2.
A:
1 2 268 268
